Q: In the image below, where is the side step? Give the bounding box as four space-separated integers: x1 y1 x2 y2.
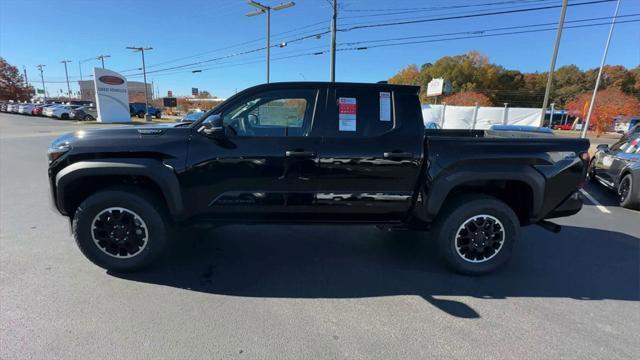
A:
537 220 562 233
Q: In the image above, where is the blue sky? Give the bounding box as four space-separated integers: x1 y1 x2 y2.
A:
1 0 638 98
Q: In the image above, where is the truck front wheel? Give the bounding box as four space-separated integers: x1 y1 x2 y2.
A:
72 189 169 272
431 194 519 275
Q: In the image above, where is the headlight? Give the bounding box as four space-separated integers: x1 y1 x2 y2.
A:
47 140 71 163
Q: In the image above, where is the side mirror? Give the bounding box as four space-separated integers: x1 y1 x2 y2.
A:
200 114 225 139
596 144 609 151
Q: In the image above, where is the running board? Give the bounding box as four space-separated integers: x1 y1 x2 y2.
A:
537 220 562 233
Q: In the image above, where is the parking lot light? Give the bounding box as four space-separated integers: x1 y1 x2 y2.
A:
126 47 153 122
96 55 111 68
246 1 296 83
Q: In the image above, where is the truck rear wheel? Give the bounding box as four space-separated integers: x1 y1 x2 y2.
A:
431 194 519 275
72 189 169 272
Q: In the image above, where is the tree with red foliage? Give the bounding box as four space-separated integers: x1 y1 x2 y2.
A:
442 91 493 106
0 57 33 101
566 88 640 135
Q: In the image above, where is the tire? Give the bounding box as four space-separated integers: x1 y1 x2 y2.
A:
60 113 69 120
72 189 170 272
84 115 95 121
137 112 145 118
431 194 519 275
618 174 640 210
155 112 161 119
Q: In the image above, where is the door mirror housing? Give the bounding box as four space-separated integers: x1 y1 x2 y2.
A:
200 114 225 139
596 144 609 151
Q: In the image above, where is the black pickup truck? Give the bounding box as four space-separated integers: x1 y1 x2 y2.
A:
48 82 590 274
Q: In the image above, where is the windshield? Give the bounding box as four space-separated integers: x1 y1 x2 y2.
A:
184 111 205 121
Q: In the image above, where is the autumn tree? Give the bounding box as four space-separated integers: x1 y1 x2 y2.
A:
388 51 640 107
566 88 640 136
388 64 421 86
0 57 33 101
443 91 493 106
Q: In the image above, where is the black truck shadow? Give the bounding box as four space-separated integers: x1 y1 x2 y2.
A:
583 181 623 207
111 224 640 318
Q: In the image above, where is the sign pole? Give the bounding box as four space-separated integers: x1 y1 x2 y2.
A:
581 0 621 138
539 0 568 127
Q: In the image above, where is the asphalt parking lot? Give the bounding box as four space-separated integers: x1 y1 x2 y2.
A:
1 113 639 359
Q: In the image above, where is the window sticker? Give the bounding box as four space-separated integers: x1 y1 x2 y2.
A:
379 92 391 121
338 97 357 132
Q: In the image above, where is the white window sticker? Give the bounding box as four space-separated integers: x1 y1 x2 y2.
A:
379 92 391 121
338 97 357 132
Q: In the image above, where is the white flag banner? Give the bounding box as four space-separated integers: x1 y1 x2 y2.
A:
422 104 541 129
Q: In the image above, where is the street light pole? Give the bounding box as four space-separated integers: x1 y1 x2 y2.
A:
539 0 568 127
37 64 46 99
96 54 111 68
61 60 72 100
22 66 28 87
330 0 337 82
246 1 295 83
127 46 153 121
581 0 622 138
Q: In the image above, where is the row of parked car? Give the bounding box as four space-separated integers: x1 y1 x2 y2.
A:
0 101 97 121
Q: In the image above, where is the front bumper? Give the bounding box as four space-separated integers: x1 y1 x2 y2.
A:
544 191 583 219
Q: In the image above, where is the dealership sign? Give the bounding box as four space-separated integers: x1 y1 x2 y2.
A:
426 78 445 97
93 67 130 123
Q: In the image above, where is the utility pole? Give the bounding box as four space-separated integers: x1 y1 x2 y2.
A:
582 0 622 138
36 64 46 99
539 0 568 127
330 0 337 82
96 54 111 68
22 66 29 87
246 1 296 83
61 60 72 100
127 46 153 121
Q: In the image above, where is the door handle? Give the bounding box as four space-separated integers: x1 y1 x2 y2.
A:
383 152 413 159
285 150 316 158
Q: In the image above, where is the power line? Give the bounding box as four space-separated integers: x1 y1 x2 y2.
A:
341 0 549 12
338 0 616 31
121 18 640 80
342 18 640 50
340 13 640 46
340 0 557 20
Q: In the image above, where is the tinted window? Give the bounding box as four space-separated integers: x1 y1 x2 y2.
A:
326 88 395 137
221 89 316 137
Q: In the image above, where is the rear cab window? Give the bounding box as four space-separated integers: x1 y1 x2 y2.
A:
321 86 396 138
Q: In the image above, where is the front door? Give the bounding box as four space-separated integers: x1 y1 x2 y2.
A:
181 87 323 221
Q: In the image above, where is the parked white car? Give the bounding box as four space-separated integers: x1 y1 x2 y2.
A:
18 103 38 115
48 105 83 119
7 103 20 112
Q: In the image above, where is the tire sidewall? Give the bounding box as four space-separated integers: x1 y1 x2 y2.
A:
73 190 168 272
436 197 519 275
619 174 640 209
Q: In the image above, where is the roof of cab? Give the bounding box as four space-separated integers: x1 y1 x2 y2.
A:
243 81 420 93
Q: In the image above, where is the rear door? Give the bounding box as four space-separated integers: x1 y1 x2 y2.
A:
314 85 424 222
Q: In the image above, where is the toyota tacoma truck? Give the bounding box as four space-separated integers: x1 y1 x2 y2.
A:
47 82 590 274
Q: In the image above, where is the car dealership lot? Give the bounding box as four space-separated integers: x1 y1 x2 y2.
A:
1 113 638 359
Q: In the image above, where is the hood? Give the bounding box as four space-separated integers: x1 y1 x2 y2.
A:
48 123 191 160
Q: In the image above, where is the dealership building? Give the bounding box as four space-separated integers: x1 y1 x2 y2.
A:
78 80 153 103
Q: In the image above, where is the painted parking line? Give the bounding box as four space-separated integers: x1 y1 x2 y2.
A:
580 189 611 214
